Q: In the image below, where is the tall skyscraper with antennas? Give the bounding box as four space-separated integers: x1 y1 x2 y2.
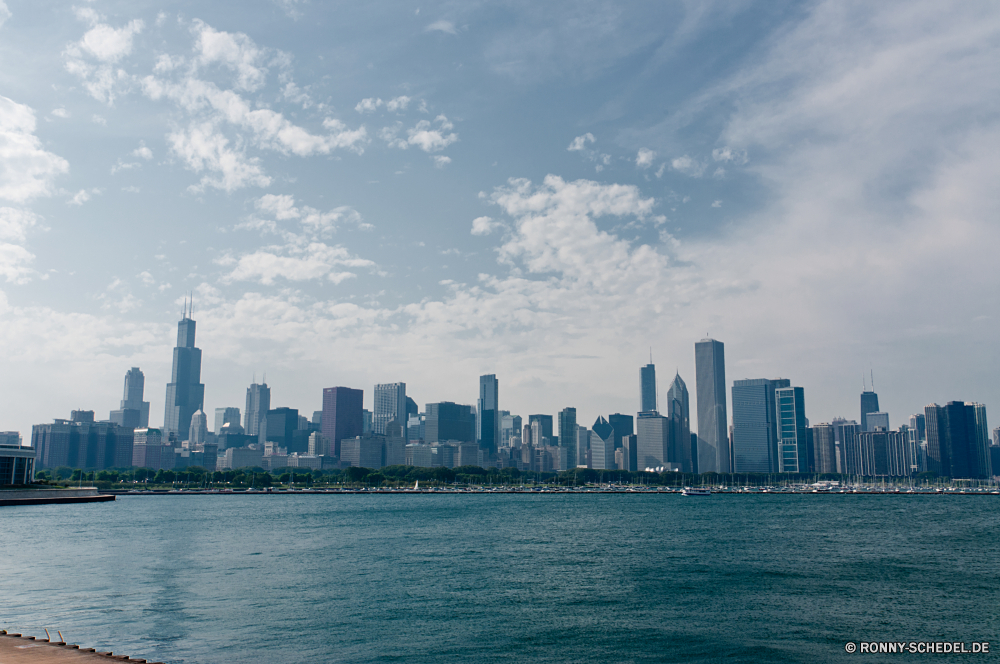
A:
640 361 657 413
163 299 205 440
860 372 880 432
696 337 729 473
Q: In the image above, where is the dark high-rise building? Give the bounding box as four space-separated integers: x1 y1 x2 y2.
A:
528 415 553 443
925 402 990 479
478 374 500 456
244 381 270 437
374 383 407 436
775 386 807 473
260 407 298 450
559 408 578 465
322 387 364 458
665 372 692 473
110 367 150 429
609 413 634 449
163 307 205 440
731 378 787 473
812 423 837 474
695 338 728 473
640 363 657 413
32 416 134 470
214 407 241 433
425 402 475 443
860 389 880 432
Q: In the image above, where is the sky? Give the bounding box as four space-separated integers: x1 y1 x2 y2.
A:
1 0 998 440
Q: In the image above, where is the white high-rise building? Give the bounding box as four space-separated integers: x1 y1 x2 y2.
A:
374 383 407 435
245 382 271 437
188 409 208 446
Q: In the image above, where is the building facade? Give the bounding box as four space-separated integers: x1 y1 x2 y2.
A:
478 374 500 457
374 383 407 436
163 310 205 440
695 338 729 473
244 381 271 437
322 386 364 459
110 367 150 429
775 386 807 473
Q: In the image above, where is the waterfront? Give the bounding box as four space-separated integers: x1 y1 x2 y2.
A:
2 495 998 663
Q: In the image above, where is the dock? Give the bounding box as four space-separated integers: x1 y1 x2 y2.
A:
0 489 116 507
0 632 159 663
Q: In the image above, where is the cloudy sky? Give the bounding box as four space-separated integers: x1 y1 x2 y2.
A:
1 0 998 440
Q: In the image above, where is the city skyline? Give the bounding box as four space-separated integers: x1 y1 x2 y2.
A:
1 1 998 440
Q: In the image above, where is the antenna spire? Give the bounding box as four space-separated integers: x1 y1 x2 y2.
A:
871 369 875 391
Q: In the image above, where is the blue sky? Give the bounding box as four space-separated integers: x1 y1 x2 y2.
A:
1 0 998 439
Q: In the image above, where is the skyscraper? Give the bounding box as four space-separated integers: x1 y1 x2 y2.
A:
163 306 205 439
189 409 208 445
609 413 634 449
636 412 670 471
640 363 657 413
374 383 407 435
731 378 787 473
244 381 271 437
866 412 890 431
812 423 837 474
110 367 150 429
214 407 241 433
528 415 553 443
322 387 364 458
590 416 616 470
558 407 577 466
926 401 990 479
478 374 500 457
665 372 692 473
860 388 880 432
775 386 807 473
695 338 728 473
425 402 476 443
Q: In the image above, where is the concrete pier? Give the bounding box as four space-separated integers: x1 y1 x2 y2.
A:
0 488 115 507
0 633 160 663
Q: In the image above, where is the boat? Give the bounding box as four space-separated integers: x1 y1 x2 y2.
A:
682 487 711 496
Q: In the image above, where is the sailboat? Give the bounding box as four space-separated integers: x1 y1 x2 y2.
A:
413 480 419 491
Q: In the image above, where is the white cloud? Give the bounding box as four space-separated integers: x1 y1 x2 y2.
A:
386 96 411 112
471 216 502 235
712 147 748 164
670 155 705 177
426 20 456 34
636 148 656 168
167 122 272 192
711 200 721 208
0 242 35 283
655 163 666 178
63 18 144 104
192 20 267 92
256 193 299 220
68 188 100 205
0 207 40 242
355 97 382 113
432 155 451 168
567 133 595 151
153 53 182 74
132 143 153 160
405 115 457 152
137 270 155 285
219 242 374 284
91 115 106 125
51 108 70 119
0 96 70 203
0 1 10 29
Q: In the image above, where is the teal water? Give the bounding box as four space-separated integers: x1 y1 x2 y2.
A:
1 495 998 663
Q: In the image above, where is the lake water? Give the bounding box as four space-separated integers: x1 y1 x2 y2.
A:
2 494 998 663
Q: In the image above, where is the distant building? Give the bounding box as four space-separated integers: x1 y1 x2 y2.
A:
260 408 299 450
109 367 150 429
732 378 787 473
32 416 134 470
812 424 837 474
640 362 657 413
856 428 912 477
374 383 406 436
576 425 590 467
188 409 208 446
834 418 863 475
0 439 35 485
925 402 990 478
214 407 241 433
775 386 807 473
860 389 880 432
665 372 693 473
636 412 670 471
425 402 475 444
590 417 616 470
609 414 634 449
558 408 577 466
620 434 638 472
500 412 520 448
866 411 890 432
341 434 385 469
322 387 364 459
163 307 205 440
219 445 263 471
244 381 271 437
528 415 553 443
478 374 500 457
695 338 729 473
